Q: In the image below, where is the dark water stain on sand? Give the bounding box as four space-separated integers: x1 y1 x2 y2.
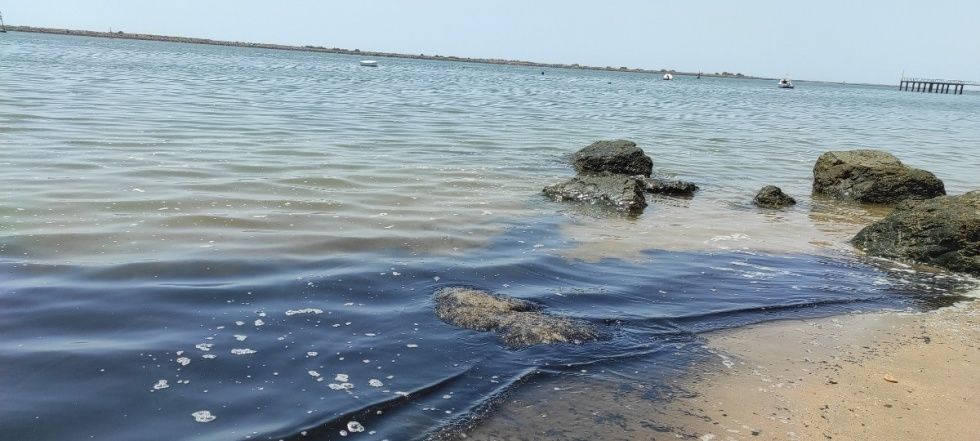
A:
1 219 973 441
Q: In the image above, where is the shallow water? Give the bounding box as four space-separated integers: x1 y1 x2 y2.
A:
1 32 978 440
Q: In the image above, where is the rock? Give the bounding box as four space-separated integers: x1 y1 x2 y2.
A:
753 185 796 208
812 150 945 203
573 140 653 177
433 287 601 347
543 173 647 213
852 190 980 275
642 178 699 197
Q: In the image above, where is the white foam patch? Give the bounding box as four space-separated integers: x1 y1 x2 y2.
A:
230 348 256 355
347 421 365 433
195 343 213 352
286 308 324 316
335 373 349 382
706 233 750 243
191 410 216 423
234 334 247 341
176 357 191 366
964 283 980 299
152 379 169 390
368 379 384 387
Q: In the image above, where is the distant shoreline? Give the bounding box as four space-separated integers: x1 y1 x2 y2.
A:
7 25 772 80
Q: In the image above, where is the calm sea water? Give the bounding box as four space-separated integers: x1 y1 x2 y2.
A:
1 32 978 440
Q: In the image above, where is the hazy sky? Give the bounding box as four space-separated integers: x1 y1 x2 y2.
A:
5 0 979 84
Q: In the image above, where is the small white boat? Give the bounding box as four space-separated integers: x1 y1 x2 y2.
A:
778 78 794 89
663 73 673 80
359 60 378 67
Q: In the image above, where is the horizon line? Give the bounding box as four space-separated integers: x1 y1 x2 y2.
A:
3 25 949 88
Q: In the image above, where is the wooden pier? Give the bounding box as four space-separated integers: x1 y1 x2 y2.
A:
899 77 975 95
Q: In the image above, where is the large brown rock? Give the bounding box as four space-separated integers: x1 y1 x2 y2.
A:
543 173 647 213
573 140 653 177
852 191 980 275
812 150 945 203
433 287 601 347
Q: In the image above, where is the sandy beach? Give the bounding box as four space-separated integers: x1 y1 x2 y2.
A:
461 299 980 440
655 301 980 440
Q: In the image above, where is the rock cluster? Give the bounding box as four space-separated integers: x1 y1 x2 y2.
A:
812 150 945 204
543 140 697 213
456 142 977 352
433 287 601 347
805 149 974 274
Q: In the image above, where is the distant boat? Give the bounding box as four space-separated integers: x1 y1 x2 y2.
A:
778 78 794 89
0 11 7 33
663 73 673 80
359 60 378 67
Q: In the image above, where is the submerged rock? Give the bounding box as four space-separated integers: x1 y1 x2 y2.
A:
852 190 980 275
573 139 653 177
753 185 796 208
642 178 699 197
543 173 647 213
812 150 945 203
433 287 601 347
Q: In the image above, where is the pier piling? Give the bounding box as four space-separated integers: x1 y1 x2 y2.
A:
900 77 973 95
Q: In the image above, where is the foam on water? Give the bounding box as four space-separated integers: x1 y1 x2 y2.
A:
191 410 216 423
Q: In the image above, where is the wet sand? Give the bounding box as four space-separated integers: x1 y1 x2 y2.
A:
459 300 980 440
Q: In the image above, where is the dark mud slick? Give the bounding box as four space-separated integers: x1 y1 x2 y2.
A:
0 220 974 441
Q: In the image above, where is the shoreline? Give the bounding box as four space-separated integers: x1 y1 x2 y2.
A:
6 25 773 80
459 299 980 440
654 299 980 440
